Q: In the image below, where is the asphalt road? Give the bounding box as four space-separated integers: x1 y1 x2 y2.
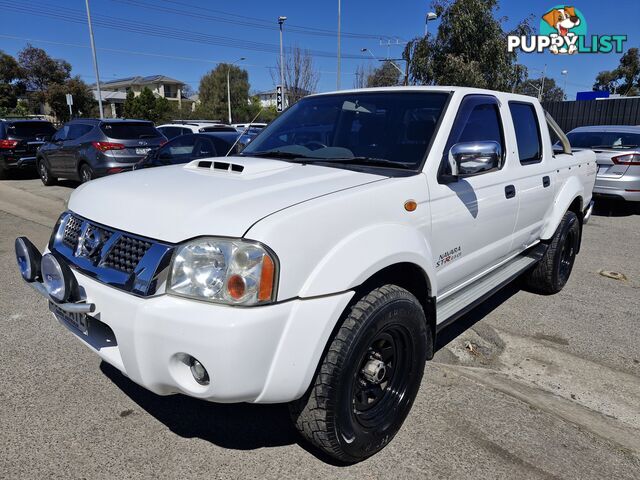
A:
1 175 639 479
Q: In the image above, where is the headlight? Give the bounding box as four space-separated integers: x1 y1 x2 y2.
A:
168 237 277 305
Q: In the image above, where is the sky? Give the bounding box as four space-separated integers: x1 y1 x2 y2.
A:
0 0 638 99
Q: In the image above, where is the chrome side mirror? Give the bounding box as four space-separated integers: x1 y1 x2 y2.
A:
448 141 502 177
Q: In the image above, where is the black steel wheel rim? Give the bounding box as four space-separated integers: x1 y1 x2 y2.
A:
351 324 413 430
559 229 577 279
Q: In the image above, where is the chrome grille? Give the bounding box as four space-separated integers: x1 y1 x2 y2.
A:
103 236 152 274
50 212 174 297
62 215 83 248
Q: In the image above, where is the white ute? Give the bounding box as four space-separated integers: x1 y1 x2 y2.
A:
16 87 596 462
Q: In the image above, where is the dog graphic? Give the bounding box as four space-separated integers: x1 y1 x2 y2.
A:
542 6 581 54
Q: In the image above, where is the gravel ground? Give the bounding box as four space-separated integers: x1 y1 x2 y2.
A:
1 176 639 479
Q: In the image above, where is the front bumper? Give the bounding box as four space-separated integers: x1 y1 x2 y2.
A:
26 264 353 404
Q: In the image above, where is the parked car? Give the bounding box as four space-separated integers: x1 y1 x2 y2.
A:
134 131 253 169
15 87 596 463
0 119 57 179
157 122 237 140
232 122 267 132
564 125 640 202
36 119 166 185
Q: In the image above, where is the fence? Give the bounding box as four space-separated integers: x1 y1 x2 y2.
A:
542 97 640 133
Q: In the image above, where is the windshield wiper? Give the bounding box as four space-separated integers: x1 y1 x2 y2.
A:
321 156 412 169
591 144 638 149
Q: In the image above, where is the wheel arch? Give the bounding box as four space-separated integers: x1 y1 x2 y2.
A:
541 176 585 240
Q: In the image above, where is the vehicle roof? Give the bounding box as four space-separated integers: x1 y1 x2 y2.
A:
306 85 542 103
195 131 240 139
158 122 232 128
68 118 153 124
567 125 640 133
0 118 54 123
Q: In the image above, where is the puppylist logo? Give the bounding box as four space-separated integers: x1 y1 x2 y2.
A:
508 5 627 55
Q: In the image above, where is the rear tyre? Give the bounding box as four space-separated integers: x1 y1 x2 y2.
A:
523 211 580 294
289 285 429 463
79 163 94 183
37 159 57 186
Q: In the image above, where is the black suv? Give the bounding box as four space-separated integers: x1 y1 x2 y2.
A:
0 119 57 179
37 119 166 185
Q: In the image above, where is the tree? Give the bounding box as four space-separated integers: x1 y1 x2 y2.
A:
45 76 97 121
199 64 252 122
18 45 71 105
273 47 319 105
516 77 565 102
0 50 26 110
366 61 401 87
593 48 640 96
403 0 530 91
121 87 170 122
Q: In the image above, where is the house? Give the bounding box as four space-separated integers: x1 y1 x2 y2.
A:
255 87 311 109
91 90 127 118
94 75 195 113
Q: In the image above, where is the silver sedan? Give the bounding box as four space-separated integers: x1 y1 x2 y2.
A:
565 125 640 202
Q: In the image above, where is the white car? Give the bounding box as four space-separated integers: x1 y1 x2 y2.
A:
157 122 237 140
16 87 596 463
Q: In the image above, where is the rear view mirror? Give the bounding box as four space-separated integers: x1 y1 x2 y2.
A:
448 141 502 178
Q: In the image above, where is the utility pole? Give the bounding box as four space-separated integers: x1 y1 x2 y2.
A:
539 64 547 101
337 0 341 90
85 0 103 119
278 16 287 106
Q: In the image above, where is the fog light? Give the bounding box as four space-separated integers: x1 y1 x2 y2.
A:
15 237 42 282
189 357 210 385
41 253 75 302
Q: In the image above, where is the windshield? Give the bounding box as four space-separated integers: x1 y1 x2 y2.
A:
240 91 450 170
566 130 640 149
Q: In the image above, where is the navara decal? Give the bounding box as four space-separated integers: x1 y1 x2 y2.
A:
436 246 462 268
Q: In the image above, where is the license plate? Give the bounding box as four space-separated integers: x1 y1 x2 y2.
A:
136 147 151 155
49 301 89 335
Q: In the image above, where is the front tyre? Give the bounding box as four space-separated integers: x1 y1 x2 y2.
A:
289 285 429 463
37 159 57 186
523 210 581 294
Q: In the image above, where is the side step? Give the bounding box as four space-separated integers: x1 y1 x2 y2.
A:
435 244 546 332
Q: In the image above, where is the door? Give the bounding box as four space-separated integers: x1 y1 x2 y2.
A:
427 95 519 295
507 102 556 252
60 124 94 174
45 125 70 175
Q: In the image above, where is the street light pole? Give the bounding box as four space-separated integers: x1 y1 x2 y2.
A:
227 57 246 124
425 12 437 37
337 0 341 90
278 16 287 91
561 69 568 100
85 0 103 119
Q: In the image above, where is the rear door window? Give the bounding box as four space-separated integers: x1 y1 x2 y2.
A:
159 134 198 163
509 102 542 164
194 138 217 158
67 124 94 140
101 122 161 140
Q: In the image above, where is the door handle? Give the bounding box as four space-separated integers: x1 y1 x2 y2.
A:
542 176 550 188
505 185 516 199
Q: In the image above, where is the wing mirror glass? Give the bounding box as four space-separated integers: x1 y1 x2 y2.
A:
448 141 502 178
